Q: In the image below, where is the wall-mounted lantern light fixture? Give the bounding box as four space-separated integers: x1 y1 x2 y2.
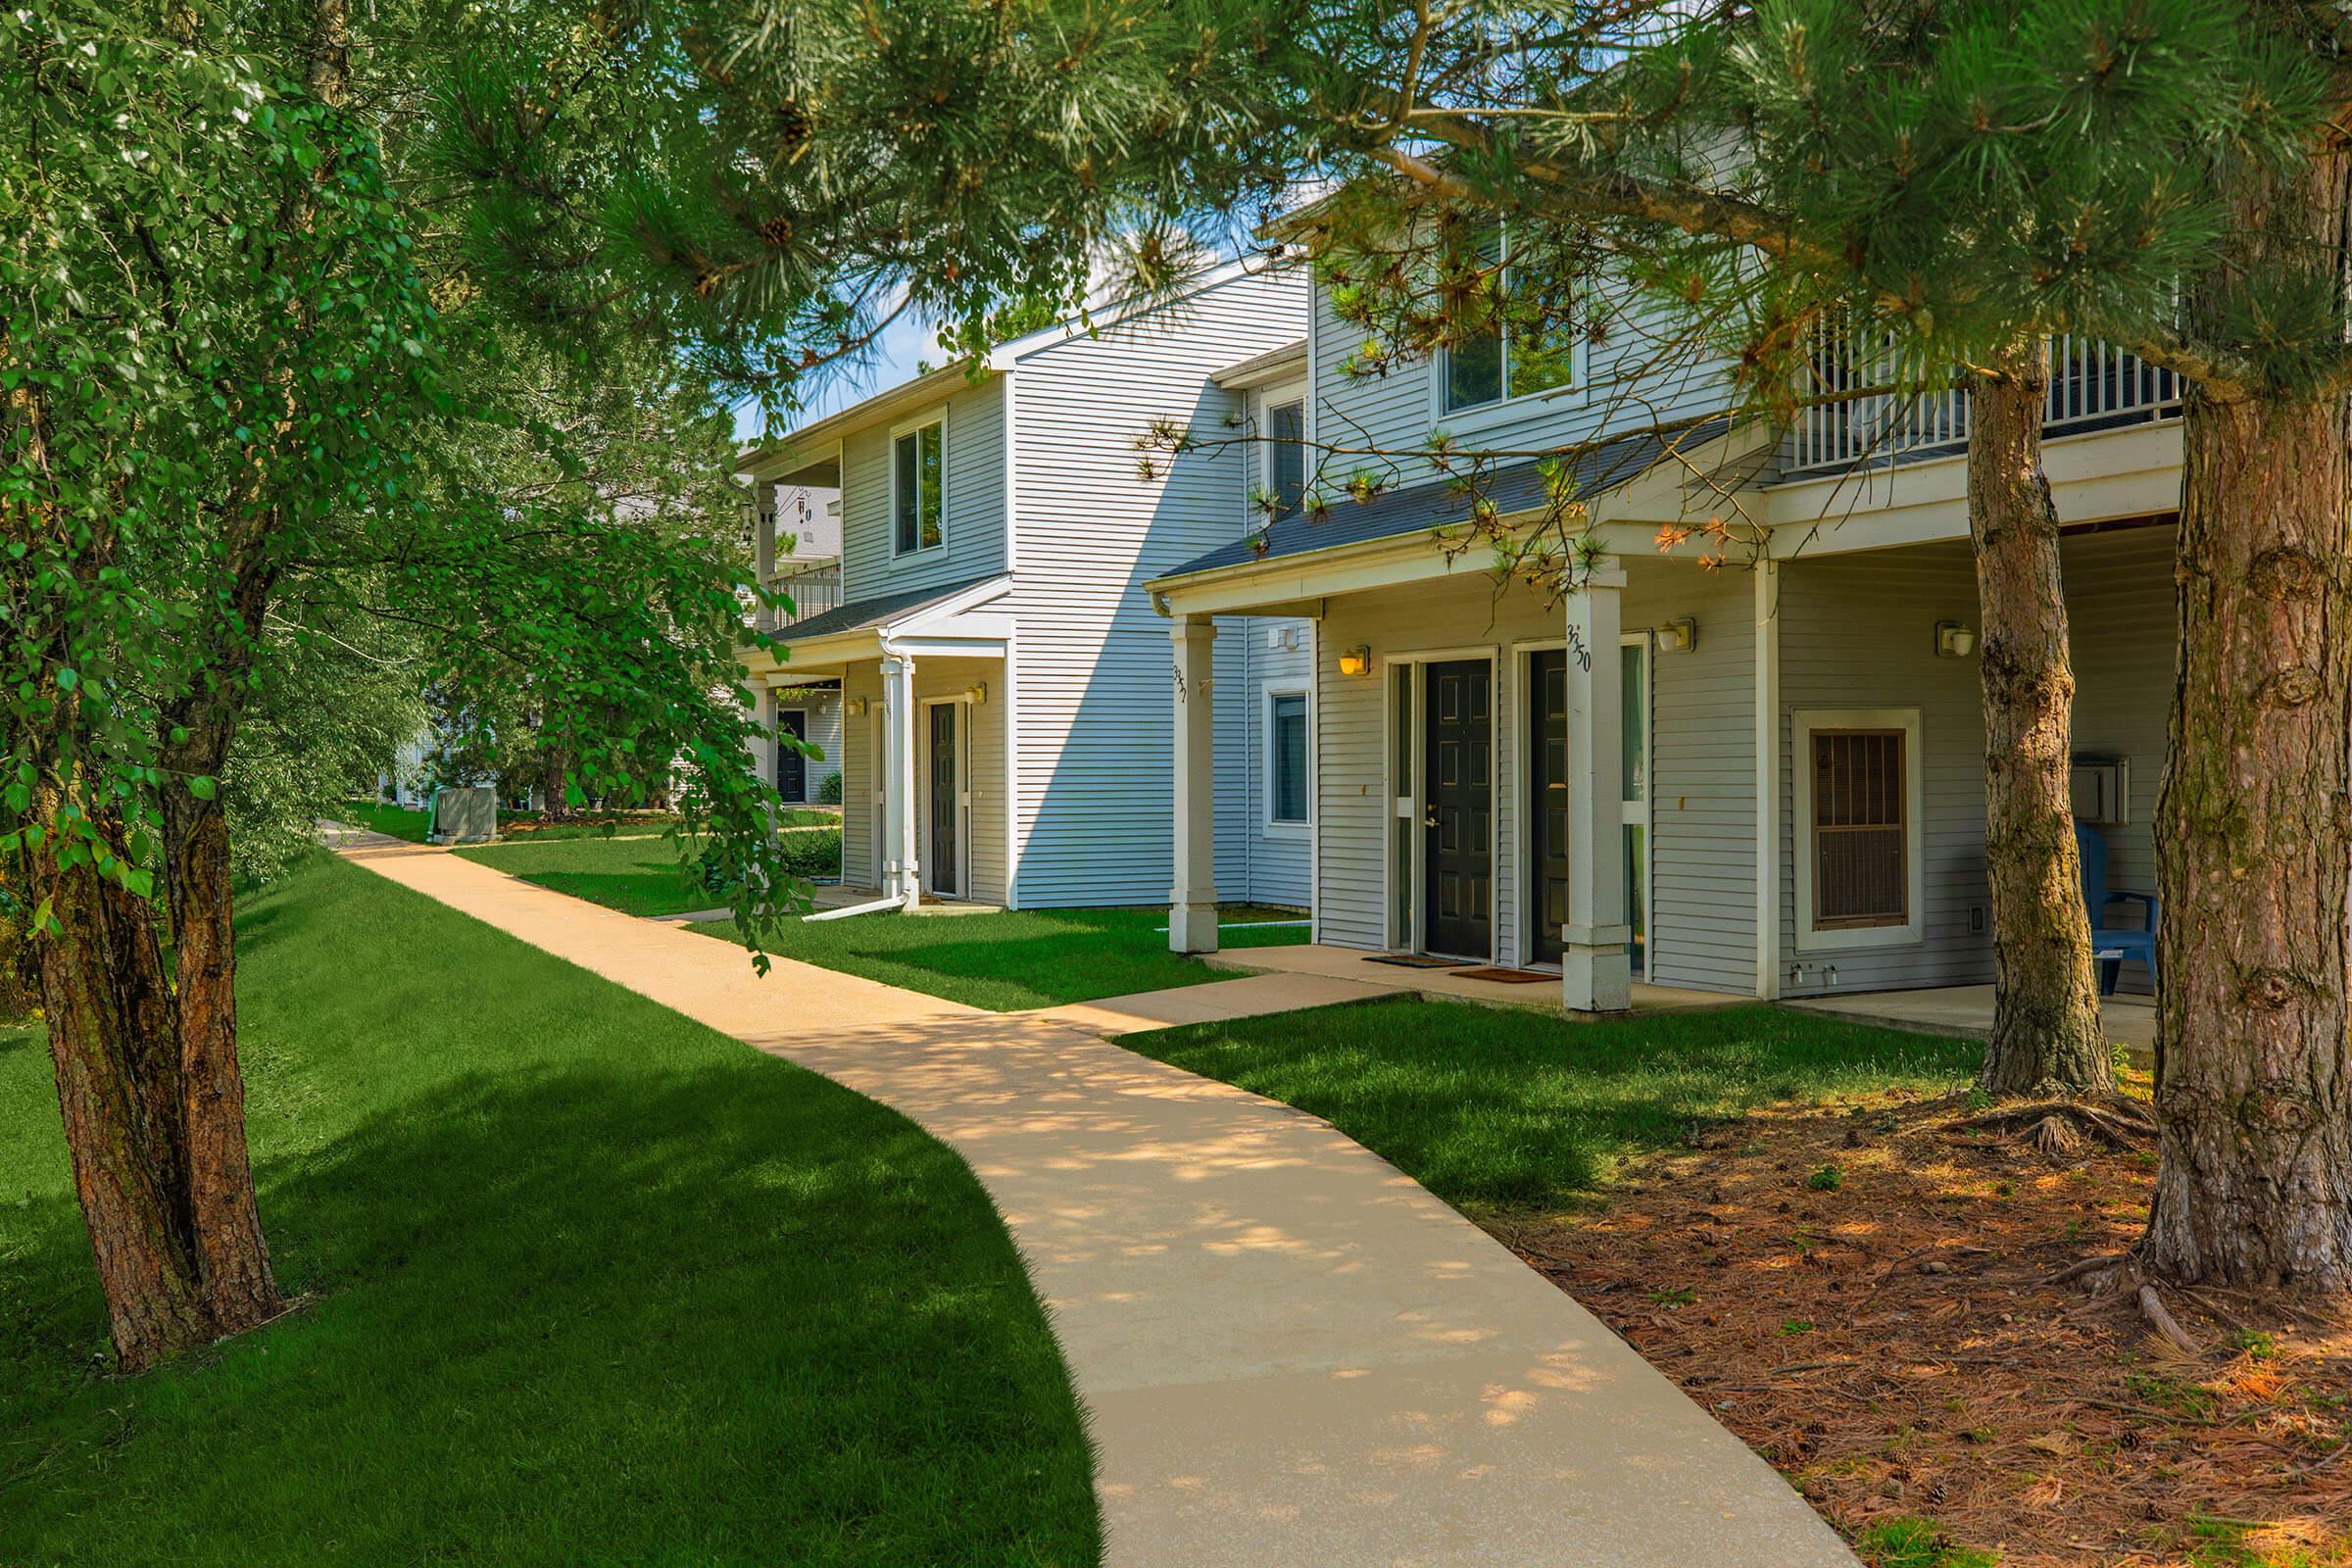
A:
1935 620 1978 659
1337 645 1373 677
845 696 868 717
1657 616 1698 655
966 680 989 705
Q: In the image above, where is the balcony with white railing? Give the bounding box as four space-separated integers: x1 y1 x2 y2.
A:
756 562 843 633
1782 332 2180 479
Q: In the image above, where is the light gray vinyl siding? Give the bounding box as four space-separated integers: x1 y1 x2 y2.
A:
1001 265 1310 906
837 375 1007 601
1208 383 1314 908
1311 559 1759 992
1644 569 1762 993
2061 521 2175 991
1776 545 1991 995
841 662 879 886
1769 523 2175 997
1308 273 1735 503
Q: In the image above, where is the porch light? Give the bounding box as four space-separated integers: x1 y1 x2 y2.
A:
1935 621 1977 659
1337 645 1373 677
845 697 867 717
1657 616 1698 655
967 680 988 705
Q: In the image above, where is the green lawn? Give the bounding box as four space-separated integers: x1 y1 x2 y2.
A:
0 855 1099 1566
454 829 844 915
338 799 430 840
691 906 1310 1011
1122 1000 1978 1211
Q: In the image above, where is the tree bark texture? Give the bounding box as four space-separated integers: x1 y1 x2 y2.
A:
161 717 281 1334
28 795 211 1371
1967 342 2110 1098
2146 146 2352 1289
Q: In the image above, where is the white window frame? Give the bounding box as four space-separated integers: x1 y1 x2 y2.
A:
1429 227 1590 435
1263 680 1312 838
1792 706 1926 953
1250 378 1310 531
889 408 948 559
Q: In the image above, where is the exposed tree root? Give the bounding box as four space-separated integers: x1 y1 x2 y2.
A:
2137 1282 2203 1356
1957 1096 2155 1151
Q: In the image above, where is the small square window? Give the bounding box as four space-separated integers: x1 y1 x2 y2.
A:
894 420 944 554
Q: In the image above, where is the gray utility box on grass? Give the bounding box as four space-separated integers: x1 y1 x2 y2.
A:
429 786 499 845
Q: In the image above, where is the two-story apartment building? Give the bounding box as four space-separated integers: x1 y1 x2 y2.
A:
1147 267 2180 1014
737 258 1314 910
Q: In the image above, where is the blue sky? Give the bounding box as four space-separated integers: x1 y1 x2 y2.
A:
729 309 939 446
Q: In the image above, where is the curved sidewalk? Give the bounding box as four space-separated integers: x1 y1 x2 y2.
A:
339 840 1855 1568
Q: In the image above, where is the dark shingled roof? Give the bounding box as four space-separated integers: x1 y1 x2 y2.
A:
1162 418 1732 580
778 575 1000 642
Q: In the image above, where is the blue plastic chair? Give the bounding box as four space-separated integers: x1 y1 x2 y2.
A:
2074 821 2158 996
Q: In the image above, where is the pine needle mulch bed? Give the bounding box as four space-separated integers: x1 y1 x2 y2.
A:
1505 1087 2352 1568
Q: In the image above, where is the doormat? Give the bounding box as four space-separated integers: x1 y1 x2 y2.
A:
1365 954 1464 969
1449 966 1558 985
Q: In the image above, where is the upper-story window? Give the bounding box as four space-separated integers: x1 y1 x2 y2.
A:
1270 392 1307 521
1441 228 1581 415
892 418 944 555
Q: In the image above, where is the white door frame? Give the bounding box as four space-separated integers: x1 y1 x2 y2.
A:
916 695 972 900
1383 646 1500 958
1505 632 1652 971
1621 631 1654 974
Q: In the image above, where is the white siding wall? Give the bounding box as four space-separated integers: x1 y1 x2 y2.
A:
1308 276 1734 501
1311 559 1760 993
1003 265 1310 906
837 376 1007 601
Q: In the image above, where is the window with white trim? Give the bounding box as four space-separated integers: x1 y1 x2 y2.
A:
1793 708 1925 951
1265 399 1305 518
1442 226 1581 415
892 419 944 555
1267 688 1308 829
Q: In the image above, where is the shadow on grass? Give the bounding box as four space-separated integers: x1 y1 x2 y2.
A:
1 1060 1099 1568
1127 1001 1981 1212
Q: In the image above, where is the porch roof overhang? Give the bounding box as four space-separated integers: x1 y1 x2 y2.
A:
1146 416 1757 617
1757 417 2182 556
743 573 1012 683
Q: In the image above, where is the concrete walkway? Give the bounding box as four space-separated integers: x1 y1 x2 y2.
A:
337 839 1855 1568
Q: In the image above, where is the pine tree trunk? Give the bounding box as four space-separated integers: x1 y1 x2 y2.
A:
27 793 211 1371
2145 145 2352 1289
1967 342 2110 1098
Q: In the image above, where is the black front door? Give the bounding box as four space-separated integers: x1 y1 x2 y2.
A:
775 709 807 803
928 704 958 898
1423 661 1493 959
1529 651 1570 965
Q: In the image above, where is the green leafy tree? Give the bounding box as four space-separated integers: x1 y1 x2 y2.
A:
2 0 797 1371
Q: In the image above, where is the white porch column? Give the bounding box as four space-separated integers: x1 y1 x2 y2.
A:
1563 562 1633 1012
881 650 921 908
1169 615 1219 953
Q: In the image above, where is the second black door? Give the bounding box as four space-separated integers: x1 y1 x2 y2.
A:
1423 661 1493 959
928 704 958 898
1528 652 1570 966
775 709 807 803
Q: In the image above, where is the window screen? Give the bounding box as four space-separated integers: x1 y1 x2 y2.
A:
1811 729 1907 928
1267 400 1305 519
894 422 943 553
